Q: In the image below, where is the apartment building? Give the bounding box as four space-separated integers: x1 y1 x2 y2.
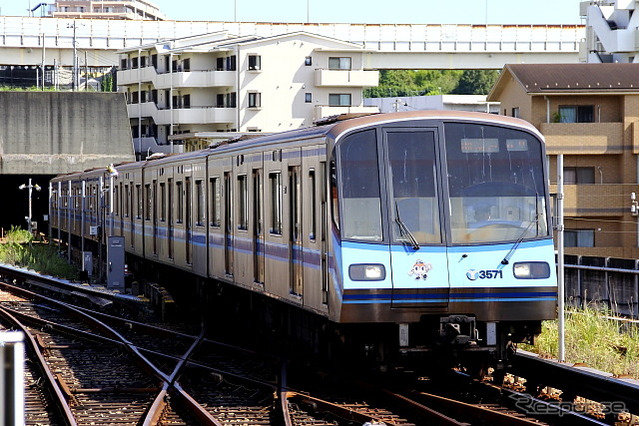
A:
487 63 639 259
50 0 166 20
580 0 638 63
117 31 379 154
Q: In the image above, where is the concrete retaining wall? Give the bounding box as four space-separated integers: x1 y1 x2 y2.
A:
0 92 134 174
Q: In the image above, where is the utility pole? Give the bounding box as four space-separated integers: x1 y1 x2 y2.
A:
557 154 565 362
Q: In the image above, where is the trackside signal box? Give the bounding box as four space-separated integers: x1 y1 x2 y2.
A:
107 236 125 292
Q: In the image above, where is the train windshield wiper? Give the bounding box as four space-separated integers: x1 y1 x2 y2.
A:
501 213 539 265
395 202 420 250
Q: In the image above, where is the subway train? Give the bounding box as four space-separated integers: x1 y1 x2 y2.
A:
49 111 557 367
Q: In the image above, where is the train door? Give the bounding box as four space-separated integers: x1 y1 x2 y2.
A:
383 128 449 308
288 165 303 297
224 171 233 276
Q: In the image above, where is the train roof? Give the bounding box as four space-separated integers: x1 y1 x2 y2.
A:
51 111 544 180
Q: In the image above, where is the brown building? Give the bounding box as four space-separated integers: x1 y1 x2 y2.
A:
488 63 639 259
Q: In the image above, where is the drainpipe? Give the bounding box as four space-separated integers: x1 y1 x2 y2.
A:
138 48 142 161
545 96 550 123
170 52 174 154
236 45 240 132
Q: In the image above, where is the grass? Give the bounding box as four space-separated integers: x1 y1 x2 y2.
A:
521 306 639 379
0 226 79 281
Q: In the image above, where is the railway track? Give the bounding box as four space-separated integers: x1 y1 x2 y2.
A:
0 265 637 425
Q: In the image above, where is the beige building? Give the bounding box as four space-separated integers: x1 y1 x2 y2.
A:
488 63 639 259
117 31 379 154
50 0 166 20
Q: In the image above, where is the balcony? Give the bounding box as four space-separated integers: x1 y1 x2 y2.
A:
549 183 634 216
127 102 235 125
118 67 235 89
541 122 624 155
314 105 379 121
155 71 235 89
314 69 379 87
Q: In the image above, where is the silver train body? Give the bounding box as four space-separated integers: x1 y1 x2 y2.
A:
50 111 557 351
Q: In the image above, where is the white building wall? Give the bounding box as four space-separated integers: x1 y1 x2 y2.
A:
364 95 499 114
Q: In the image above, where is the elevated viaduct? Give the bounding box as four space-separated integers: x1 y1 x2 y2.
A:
0 17 583 70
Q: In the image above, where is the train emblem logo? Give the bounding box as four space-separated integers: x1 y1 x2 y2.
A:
408 260 432 280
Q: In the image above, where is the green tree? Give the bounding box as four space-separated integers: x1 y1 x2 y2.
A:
453 69 499 95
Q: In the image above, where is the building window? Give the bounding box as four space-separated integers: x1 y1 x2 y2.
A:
329 93 351 107
248 54 261 71
216 57 225 71
564 167 595 184
131 57 138 69
511 107 520 118
182 94 190 109
226 55 237 71
305 56 312 66
182 58 190 72
558 105 594 123
248 92 262 108
305 93 312 103
565 229 595 247
328 57 352 70
120 58 128 70
226 92 237 108
141 56 147 68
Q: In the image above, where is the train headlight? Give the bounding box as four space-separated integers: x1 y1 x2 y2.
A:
349 264 386 281
513 262 550 279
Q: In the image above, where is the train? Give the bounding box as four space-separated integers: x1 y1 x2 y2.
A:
49 111 557 370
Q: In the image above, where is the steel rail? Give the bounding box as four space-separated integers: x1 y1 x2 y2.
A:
0 306 78 426
512 349 639 415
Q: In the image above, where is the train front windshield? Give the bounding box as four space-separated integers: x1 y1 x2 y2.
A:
445 123 549 244
336 121 549 245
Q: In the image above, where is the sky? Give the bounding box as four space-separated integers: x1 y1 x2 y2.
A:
2 0 584 25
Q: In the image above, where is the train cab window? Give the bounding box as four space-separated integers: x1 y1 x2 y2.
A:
445 123 549 244
269 172 283 235
210 177 221 227
387 131 441 244
337 129 382 241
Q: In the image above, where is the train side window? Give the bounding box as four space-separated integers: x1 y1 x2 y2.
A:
160 182 166 222
176 181 183 223
269 172 282 235
237 175 248 231
124 184 129 217
196 180 204 226
136 184 142 219
210 177 221 227
114 185 119 216
145 184 152 221
309 169 316 241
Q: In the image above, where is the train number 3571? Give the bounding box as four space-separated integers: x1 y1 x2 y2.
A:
466 269 504 281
